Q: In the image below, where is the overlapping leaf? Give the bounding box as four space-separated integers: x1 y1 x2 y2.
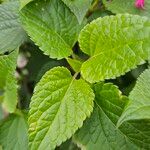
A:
29 67 94 149
118 69 150 126
103 0 150 18
0 51 18 113
74 83 150 149
21 0 85 59
79 14 150 83
0 114 28 150
61 0 92 24
0 0 27 54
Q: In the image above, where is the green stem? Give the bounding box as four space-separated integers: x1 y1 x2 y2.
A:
73 72 79 79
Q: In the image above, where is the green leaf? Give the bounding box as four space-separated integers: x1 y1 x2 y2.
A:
2 73 18 113
61 0 92 24
0 0 27 54
74 83 150 149
21 0 85 59
103 0 150 18
0 106 3 121
29 67 94 149
0 51 18 113
117 69 150 126
67 58 83 72
79 14 150 83
0 114 28 150
19 0 33 9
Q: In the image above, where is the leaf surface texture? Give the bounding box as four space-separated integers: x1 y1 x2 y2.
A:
29 67 94 150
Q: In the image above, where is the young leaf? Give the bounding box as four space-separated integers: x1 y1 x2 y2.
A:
74 83 150 149
103 0 150 18
0 51 18 113
61 0 92 24
0 0 27 54
79 14 150 83
0 114 28 150
21 0 85 59
67 58 83 73
117 69 150 126
19 0 33 9
29 67 94 149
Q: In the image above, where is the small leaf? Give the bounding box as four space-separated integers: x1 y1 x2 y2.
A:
117 69 150 126
103 0 150 18
79 14 150 83
61 0 92 24
0 114 28 150
0 0 27 54
0 51 18 113
74 83 150 149
67 58 83 72
19 0 33 9
29 67 94 149
21 0 85 59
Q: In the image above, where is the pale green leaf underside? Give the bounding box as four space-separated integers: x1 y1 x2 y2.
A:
103 0 150 18
74 83 150 149
61 0 92 24
0 114 28 150
118 69 150 126
0 0 27 54
21 0 85 59
79 14 150 83
29 67 94 150
0 51 18 113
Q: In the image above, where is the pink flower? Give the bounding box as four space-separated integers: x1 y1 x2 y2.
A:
135 0 145 9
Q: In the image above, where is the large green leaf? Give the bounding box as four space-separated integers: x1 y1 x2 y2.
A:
0 0 27 54
103 0 150 18
0 114 28 150
118 69 150 126
61 0 92 24
79 14 150 83
0 51 18 113
74 83 150 149
29 67 94 150
21 0 85 59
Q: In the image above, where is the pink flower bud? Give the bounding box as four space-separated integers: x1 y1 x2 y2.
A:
135 0 145 9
